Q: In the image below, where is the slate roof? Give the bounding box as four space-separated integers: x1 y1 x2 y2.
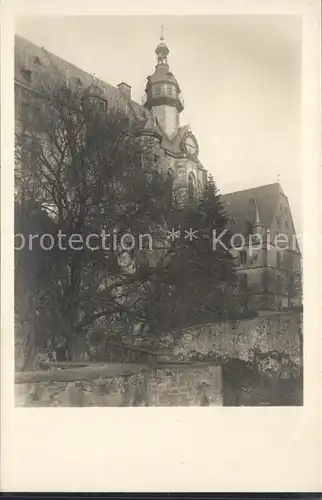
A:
220 183 283 236
15 35 147 122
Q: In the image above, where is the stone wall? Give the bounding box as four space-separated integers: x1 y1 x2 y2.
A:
15 362 223 407
147 364 222 406
15 312 302 406
171 312 302 363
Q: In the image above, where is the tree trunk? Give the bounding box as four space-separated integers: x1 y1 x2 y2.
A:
22 340 37 370
16 293 37 370
67 333 86 361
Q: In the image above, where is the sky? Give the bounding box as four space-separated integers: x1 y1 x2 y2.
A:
15 15 302 234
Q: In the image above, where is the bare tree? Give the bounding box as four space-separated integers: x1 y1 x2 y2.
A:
15 80 170 361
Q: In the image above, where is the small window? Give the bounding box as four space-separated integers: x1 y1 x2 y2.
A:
75 77 82 87
89 97 107 112
166 168 174 207
21 68 32 83
33 56 41 65
229 217 236 225
251 233 261 245
98 99 107 112
285 220 289 229
240 273 248 291
240 250 247 265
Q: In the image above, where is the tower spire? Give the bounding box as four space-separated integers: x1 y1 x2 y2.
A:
143 27 184 129
252 198 264 237
254 199 261 226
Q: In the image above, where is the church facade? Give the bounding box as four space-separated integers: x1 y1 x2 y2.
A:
14 33 302 314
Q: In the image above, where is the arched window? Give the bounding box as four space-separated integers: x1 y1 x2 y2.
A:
240 250 247 265
188 172 196 206
166 168 175 207
240 273 248 291
197 180 203 195
167 168 175 181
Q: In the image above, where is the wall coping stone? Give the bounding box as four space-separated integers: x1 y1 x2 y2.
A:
178 311 302 333
15 362 148 384
105 340 171 356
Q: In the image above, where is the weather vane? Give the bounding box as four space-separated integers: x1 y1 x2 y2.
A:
160 24 166 41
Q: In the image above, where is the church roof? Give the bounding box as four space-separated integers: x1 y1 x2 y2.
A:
15 35 147 121
220 183 283 235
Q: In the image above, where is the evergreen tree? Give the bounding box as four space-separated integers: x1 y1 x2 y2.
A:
143 174 237 333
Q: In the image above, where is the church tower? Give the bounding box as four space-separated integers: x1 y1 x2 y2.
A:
143 29 184 139
143 28 207 204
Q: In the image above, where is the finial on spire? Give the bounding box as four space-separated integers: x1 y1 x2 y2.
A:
277 173 280 183
160 24 165 41
155 27 169 65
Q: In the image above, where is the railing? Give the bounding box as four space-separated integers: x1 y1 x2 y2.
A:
141 92 184 108
88 340 171 365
